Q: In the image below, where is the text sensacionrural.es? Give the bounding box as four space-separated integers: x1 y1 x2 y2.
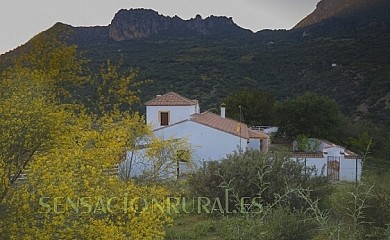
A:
38 189 263 215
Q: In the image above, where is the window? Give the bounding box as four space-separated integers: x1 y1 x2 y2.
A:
160 112 169 126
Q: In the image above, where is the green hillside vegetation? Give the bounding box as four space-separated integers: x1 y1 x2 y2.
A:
1 2 389 126
73 29 389 124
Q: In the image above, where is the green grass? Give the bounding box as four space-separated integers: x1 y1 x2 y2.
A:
268 143 290 153
165 214 223 240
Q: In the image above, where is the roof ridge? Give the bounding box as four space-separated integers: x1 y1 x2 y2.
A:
167 91 194 102
145 92 197 106
201 111 242 124
190 111 250 139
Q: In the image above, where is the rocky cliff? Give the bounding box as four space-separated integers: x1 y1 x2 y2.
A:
108 9 250 41
60 9 250 44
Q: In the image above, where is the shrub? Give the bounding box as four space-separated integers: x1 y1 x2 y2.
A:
188 150 333 212
261 207 316 240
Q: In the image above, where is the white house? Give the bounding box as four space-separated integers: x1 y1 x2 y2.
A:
290 139 362 182
119 92 270 178
146 92 269 167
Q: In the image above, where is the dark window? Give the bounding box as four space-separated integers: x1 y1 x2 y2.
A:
160 112 169 126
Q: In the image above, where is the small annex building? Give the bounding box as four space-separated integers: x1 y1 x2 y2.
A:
290 139 362 182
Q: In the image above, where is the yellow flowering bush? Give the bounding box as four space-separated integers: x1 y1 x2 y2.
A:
0 40 174 239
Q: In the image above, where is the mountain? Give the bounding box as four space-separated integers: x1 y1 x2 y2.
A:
1 3 390 125
109 9 251 40
60 8 251 45
295 0 389 29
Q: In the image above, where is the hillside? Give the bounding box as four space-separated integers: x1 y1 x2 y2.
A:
294 0 389 29
1 2 390 125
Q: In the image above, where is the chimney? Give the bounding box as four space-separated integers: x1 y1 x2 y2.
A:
220 103 226 118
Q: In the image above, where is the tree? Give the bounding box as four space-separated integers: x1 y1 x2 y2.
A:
12 25 86 96
348 131 373 155
0 108 172 239
0 68 66 205
275 93 342 140
0 36 176 238
118 131 193 182
144 136 192 181
93 61 144 114
222 88 276 126
0 32 88 206
295 134 320 153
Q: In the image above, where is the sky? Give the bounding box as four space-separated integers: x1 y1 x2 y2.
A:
0 0 319 54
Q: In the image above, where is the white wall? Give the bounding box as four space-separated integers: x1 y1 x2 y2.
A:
324 146 344 156
340 158 362 181
120 142 196 179
154 120 247 168
119 149 150 178
247 138 261 151
324 146 362 181
291 156 362 182
298 157 327 175
146 105 198 130
318 141 331 151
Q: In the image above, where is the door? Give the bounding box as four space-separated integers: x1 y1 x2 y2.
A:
327 156 340 181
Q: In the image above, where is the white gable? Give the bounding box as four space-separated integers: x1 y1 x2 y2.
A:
145 92 200 130
146 105 199 130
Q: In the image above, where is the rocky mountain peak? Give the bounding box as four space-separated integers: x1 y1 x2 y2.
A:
108 8 248 41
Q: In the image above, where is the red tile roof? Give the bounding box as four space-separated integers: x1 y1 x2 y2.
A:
345 150 359 158
324 145 344 149
191 112 254 139
145 92 197 106
319 139 359 157
319 139 335 146
191 112 268 139
291 152 324 158
248 129 269 140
